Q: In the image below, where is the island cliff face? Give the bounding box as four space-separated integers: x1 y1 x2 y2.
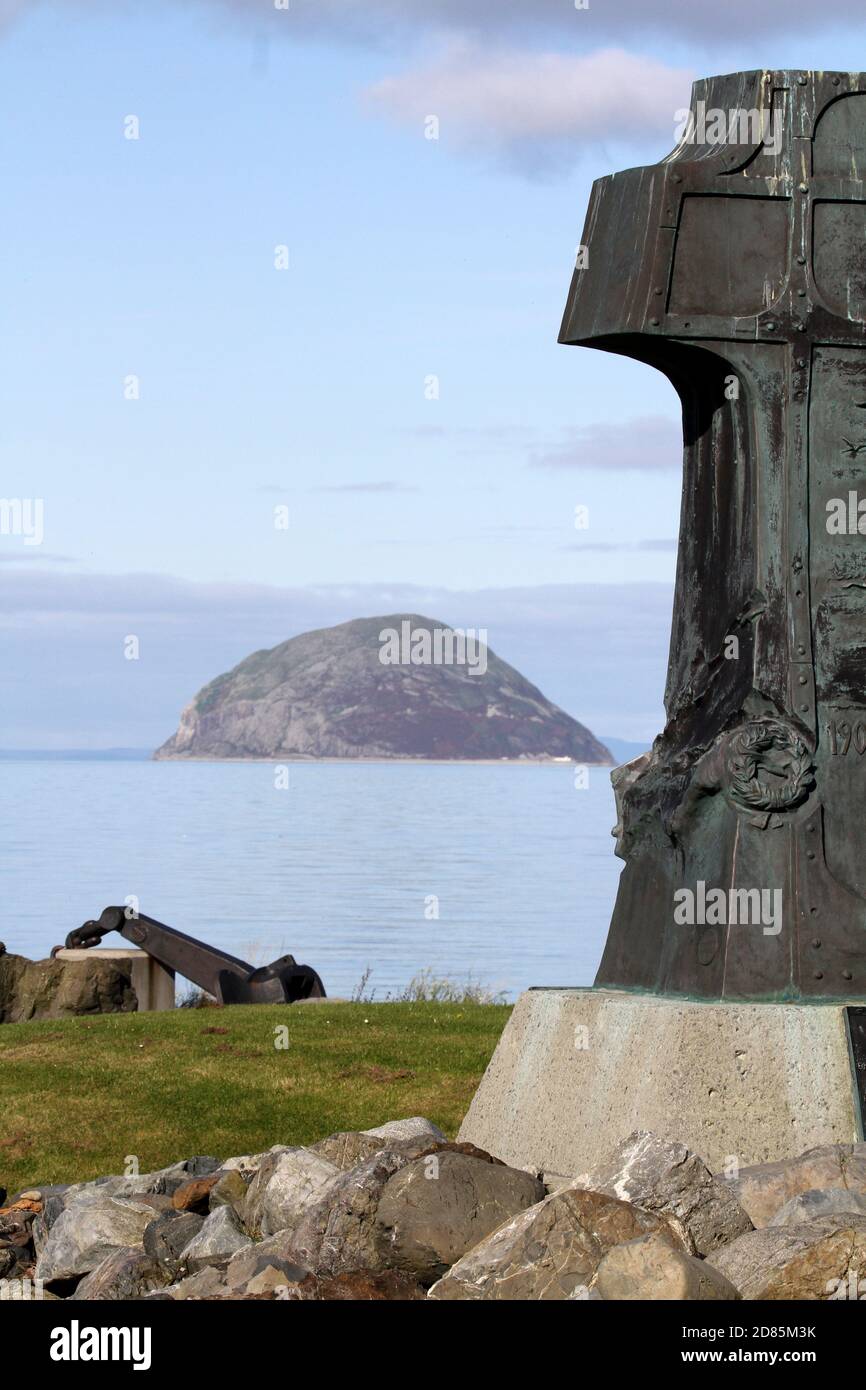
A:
154 615 612 763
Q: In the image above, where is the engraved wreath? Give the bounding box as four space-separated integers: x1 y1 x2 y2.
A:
725 719 814 813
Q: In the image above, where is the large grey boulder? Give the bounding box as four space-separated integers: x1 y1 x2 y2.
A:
706 1214 866 1299
178 1206 251 1272
72 1247 173 1300
428 1187 686 1301
283 1139 504 1279
717 1144 866 1228
374 1152 543 1282
289 1141 446 1276
35 1191 157 1283
596 1232 741 1301
573 1131 752 1256
243 1148 342 1238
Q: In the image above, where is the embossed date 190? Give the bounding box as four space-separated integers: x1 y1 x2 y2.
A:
827 719 866 756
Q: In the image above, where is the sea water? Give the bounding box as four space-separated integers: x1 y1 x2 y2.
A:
0 760 622 1001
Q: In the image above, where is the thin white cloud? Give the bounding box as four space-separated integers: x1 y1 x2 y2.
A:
6 1 861 49
364 44 694 171
214 0 861 44
532 414 681 471
311 481 420 494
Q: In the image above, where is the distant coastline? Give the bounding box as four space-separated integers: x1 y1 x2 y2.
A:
0 748 153 760
147 754 618 765
0 750 613 766
0 737 649 765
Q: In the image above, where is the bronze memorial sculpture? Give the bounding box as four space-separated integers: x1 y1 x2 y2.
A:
461 72 866 1171
560 67 866 1003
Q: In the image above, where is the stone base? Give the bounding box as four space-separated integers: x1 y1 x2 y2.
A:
458 988 865 1174
54 948 176 1011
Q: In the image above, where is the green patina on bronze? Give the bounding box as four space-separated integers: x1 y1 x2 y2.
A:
561 70 866 1001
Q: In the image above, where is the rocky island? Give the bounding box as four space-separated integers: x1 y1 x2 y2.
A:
154 614 611 763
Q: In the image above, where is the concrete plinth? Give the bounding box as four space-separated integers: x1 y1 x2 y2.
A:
55 948 175 1012
458 988 865 1174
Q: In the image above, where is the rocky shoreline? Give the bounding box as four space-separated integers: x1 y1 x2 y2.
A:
3 1119 866 1300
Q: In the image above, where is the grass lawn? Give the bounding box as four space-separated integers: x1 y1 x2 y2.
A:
0 1002 510 1194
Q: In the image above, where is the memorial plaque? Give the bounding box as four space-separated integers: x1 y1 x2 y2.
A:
561 70 866 1000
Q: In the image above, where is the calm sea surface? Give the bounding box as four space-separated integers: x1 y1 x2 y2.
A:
0 761 622 1001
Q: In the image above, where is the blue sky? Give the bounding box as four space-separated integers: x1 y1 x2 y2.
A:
1 1 865 746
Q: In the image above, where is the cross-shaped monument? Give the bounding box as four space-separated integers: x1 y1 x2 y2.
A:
461 70 866 1172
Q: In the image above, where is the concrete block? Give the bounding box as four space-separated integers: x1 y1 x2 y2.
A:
459 988 863 1174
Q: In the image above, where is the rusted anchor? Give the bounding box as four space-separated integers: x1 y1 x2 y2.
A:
62 906 326 1004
